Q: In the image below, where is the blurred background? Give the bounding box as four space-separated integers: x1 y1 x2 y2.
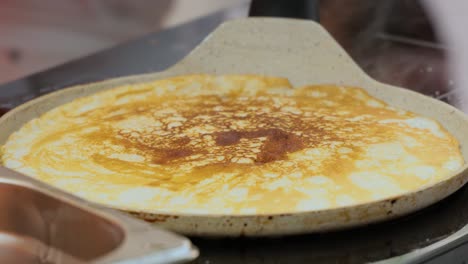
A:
0 0 452 104
0 0 248 84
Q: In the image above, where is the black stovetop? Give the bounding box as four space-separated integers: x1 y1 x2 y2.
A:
1 8 467 264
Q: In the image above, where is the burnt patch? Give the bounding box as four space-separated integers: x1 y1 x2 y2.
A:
213 128 304 163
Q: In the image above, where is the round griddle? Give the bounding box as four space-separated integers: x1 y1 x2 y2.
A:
1 18 468 237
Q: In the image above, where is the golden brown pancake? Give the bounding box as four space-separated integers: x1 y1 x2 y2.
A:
1 74 464 214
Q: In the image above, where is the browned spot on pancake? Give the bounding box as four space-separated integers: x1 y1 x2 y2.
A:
174 136 191 146
152 148 193 164
214 131 242 146
129 212 172 223
81 93 359 171
256 129 304 163
214 129 304 163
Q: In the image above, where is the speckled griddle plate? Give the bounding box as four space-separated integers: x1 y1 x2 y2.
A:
1 18 468 237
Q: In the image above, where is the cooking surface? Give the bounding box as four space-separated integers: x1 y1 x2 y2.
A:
0 5 466 264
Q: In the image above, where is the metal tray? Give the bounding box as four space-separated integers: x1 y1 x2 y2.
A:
0 166 198 263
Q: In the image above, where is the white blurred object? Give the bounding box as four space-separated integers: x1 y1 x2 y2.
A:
0 0 248 84
424 1 468 113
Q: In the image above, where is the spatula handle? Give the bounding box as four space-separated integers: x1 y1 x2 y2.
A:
249 0 320 21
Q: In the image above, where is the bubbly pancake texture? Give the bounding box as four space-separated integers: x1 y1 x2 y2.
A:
1 75 464 215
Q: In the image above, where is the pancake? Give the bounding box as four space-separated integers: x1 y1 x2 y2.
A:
1 74 464 215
